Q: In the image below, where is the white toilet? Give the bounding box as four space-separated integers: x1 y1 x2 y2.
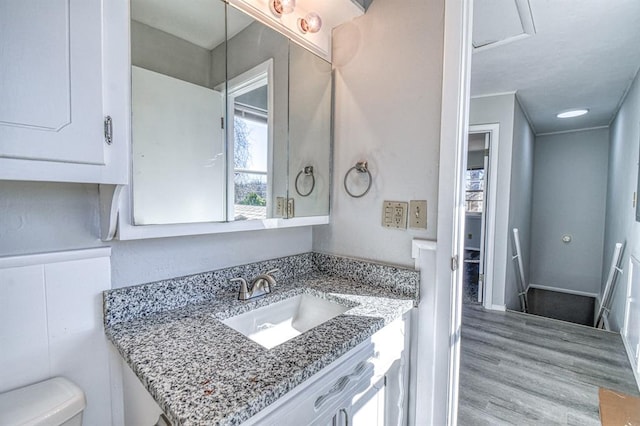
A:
0 377 86 426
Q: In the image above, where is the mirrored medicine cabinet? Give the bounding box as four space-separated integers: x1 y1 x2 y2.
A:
117 0 331 239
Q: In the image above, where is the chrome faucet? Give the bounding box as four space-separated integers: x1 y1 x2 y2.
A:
230 269 279 301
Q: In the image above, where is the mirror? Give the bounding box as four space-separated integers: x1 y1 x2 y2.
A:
129 0 331 228
288 42 332 217
224 6 288 220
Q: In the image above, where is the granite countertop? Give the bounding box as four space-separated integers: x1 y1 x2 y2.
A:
105 271 416 426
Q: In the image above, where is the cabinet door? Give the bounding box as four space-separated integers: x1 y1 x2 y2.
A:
0 0 128 183
347 377 386 426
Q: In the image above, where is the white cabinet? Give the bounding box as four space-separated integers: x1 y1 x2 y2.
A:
0 0 129 184
246 314 411 426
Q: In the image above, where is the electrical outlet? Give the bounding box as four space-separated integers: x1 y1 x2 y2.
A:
409 200 427 229
276 197 286 217
382 201 408 229
287 198 295 218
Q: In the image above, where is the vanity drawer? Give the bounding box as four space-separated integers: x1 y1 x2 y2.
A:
243 341 376 425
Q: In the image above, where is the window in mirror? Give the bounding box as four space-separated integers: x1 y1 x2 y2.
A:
225 7 289 219
226 61 273 220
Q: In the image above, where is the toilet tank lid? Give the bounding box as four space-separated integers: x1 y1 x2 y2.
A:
0 377 86 426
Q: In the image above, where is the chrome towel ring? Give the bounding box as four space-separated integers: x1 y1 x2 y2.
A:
295 166 315 197
344 161 372 198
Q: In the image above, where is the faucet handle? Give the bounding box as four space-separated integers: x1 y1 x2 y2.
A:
265 268 279 276
230 277 249 300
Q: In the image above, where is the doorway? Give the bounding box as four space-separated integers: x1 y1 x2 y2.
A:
463 124 499 309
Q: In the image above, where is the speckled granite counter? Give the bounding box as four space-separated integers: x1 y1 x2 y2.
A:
104 253 418 426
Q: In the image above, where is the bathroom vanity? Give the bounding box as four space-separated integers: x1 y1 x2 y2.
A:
104 253 418 425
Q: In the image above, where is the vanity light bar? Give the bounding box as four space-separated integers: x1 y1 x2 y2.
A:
268 0 322 36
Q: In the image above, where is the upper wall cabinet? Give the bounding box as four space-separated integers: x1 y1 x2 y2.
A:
0 1 129 184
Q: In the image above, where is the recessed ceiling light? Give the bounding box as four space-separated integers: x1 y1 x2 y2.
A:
556 109 589 119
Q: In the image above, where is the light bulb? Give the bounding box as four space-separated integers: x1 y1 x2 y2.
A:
270 0 296 17
298 12 322 34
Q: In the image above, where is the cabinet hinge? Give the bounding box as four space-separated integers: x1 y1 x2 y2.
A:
451 255 459 272
221 117 224 129
104 116 113 145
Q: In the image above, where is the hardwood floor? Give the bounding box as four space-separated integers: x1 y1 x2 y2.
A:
458 304 639 425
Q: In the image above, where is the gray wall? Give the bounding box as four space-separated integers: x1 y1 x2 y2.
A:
469 94 534 309
506 99 535 309
530 128 609 295
469 94 516 307
131 20 215 88
467 150 485 169
0 181 312 288
604 70 640 331
312 0 444 267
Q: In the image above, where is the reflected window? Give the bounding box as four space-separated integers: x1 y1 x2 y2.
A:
227 60 273 221
234 98 268 220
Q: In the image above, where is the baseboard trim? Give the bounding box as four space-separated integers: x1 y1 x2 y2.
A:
528 283 598 299
486 304 506 312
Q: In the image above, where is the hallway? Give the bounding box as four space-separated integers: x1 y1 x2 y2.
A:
458 305 639 425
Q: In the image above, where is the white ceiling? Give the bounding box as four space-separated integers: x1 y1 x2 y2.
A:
131 0 254 50
471 0 640 134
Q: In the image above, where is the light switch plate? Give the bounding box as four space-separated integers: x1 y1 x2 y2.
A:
287 198 295 218
382 201 408 229
276 197 286 217
409 200 427 229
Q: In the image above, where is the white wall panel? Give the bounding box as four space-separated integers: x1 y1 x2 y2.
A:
604 69 640 332
0 265 49 392
0 249 114 426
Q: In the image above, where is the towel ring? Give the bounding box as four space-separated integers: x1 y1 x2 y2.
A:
295 166 315 197
344 161 372 198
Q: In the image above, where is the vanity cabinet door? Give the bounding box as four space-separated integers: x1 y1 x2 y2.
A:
0 0 128 184
345 377 386 426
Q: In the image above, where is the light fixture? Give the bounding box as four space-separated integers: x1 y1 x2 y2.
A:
556 109 589 119
269 0 296 17
298 12 322 34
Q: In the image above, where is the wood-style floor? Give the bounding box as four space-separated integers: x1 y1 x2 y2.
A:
458 304 639 425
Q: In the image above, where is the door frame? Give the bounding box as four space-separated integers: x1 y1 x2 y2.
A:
417 0 474 424
467 124 500 310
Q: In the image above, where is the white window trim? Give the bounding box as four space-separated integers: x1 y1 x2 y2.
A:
226 59 275 220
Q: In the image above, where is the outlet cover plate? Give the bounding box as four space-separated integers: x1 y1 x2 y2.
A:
382 201 408 229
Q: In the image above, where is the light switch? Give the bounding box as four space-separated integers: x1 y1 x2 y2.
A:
382 201 408 229
409 200 427 229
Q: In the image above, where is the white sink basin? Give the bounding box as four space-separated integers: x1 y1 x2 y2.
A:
222 294 350 349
